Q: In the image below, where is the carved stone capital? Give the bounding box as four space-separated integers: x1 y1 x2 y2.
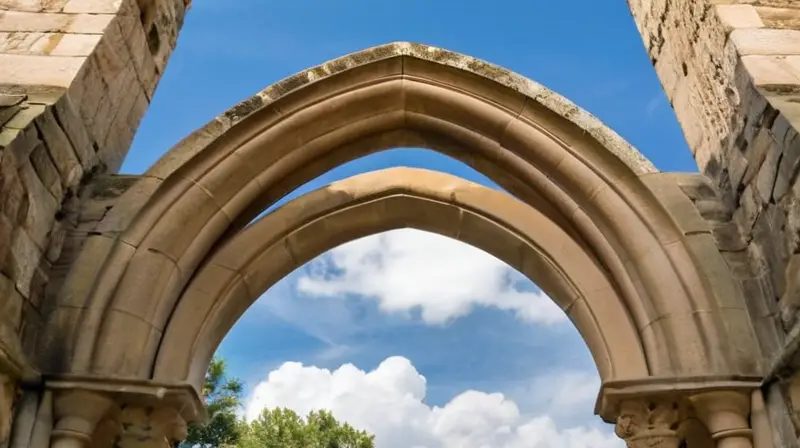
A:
43 376 204 448
115 405 187 448
614 399 683 448
689 390 753 448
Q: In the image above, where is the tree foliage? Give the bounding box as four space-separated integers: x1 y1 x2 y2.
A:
183 357 375 448
184 357 244 448
240 408 375 448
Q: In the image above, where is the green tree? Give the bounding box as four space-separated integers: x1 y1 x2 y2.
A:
183 357 244 448
181 357 375 448
240 408 375 448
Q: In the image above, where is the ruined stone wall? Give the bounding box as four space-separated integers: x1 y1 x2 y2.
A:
629 0 800 445
0 0 187 444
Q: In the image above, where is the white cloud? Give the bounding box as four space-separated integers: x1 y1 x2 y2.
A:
297 229 567 325
245 356 622 448
511 370 602 422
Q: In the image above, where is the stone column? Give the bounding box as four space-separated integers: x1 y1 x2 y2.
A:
689 391 753 448
115 405 187 448
614 399 683 448
50 391 114 448
0 374 15 448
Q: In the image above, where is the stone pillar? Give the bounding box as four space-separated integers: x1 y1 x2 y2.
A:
689 391 753 448
50 391 113 448
614 399 683 448
0 374 15 448
749 389 774 448
115 405 187 448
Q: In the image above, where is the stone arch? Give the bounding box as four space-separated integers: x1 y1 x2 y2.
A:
42 43 760 428
153 167 648 390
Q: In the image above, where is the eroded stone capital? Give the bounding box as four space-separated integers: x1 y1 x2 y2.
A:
115 405 187 448
614 398 683 448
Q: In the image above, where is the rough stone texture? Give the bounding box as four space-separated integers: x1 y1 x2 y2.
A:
623 1 800 445
0 0 188 441
0 0 798 446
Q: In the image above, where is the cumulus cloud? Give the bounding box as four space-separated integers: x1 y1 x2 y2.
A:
296 229 567 325
245 356 621 448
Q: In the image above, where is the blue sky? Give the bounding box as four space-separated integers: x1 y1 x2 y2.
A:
121 1 696 446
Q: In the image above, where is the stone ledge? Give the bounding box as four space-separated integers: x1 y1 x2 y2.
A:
596 375 762 423
44 374 206 423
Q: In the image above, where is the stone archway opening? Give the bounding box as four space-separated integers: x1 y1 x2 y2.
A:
156 167 646 393
17 43 764 448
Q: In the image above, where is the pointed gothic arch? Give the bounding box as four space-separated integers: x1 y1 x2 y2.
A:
42 43 760 432
153 167 648 390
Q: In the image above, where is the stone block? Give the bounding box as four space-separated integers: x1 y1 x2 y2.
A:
62 0 122 14
742 55 800 88
715 4 764 30
18 159 57 250
0 11 113 34
51 33 102 57
115 0 140 38
28 142 62 201
754 204 789 295
0 165 27 227
774 128 800 200
785 181 800 254
125 86 148 135
123 18 157 98
0 53 84 88
52 94 96 169
742 127 775 187
0 272 22 333
0 214 12 278
731 28 800 56
68 54 108 145
755 6 800 30
782 254 800 325
26 257 47 309
94 64 138 150
755 140 781 203
93 18 132 88
45 218 64 263
1 123 39 164
3 103 44 131
0 105 20 128
0 0 68 11
33 109 83 186
0 31 51 54
9 226 40 299
67 13 116 35
772 112 794 150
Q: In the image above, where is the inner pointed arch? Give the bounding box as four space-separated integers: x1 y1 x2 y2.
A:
153 167 648 392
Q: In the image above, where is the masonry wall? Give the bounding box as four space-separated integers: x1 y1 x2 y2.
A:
629 0 800 445
0 1 187 444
